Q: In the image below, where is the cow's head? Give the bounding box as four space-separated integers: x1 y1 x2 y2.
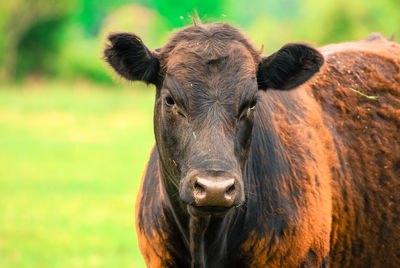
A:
104 23 323 216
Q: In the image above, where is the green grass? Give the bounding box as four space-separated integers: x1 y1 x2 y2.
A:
0 82 156 267
349 88 378 100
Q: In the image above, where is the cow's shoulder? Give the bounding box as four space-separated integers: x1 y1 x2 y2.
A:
136 147 191 267
136 147 171 267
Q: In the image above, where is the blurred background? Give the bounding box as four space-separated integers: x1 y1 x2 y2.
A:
0 0 399 267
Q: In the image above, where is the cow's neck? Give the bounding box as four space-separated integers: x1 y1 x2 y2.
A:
188 213 211 268
159 162 232 267
160 166 192 245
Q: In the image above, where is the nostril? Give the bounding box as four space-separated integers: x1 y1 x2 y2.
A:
225 183 236 199
194 181 205 192
194 181 206 199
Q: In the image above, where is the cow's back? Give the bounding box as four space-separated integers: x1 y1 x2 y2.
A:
309 35 400 267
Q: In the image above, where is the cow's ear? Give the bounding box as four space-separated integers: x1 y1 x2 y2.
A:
257 43 323 90
104 33 160 84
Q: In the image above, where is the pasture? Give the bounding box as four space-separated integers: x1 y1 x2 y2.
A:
0 82 153 267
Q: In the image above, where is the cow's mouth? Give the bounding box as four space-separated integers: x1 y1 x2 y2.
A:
188 204 232 217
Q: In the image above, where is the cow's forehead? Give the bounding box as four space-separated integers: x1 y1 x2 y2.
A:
158 23 262 82
163 40 257 87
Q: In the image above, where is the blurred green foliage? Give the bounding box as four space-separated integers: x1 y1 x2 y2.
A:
0 0 399 84
16 17 69 79
0 0 77 82
150 0 229 28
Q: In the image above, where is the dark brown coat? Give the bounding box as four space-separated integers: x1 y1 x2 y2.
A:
104 23 400 267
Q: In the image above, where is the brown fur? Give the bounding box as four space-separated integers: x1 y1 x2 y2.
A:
138 31 399 268
310 34 400 267
105 24 400 267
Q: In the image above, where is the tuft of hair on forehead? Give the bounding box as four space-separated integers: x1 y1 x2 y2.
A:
159 23 262 66
190 10 202 26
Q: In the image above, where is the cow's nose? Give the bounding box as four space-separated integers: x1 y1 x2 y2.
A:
193 176 237 207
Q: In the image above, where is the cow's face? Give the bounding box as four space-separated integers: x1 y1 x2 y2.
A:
104 23 323 216
155 41 259 215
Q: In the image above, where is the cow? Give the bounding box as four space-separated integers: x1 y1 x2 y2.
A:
104 22 400 267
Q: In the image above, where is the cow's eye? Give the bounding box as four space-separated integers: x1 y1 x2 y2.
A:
249 98 257 111
165 95 175 106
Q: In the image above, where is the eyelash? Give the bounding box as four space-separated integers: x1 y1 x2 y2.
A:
249 98 257 110
238 98 257 117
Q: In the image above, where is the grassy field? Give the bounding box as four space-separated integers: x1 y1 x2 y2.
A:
0 82 156 267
